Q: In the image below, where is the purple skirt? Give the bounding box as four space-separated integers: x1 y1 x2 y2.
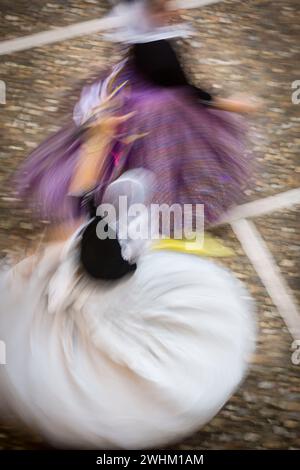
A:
16 62 252 226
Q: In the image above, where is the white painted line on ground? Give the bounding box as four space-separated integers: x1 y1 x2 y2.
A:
0 16 122 56
0 0 222 55
231 218 300 341
218 188 300 225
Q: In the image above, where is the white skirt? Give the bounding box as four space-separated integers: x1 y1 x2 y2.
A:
0 242 255 449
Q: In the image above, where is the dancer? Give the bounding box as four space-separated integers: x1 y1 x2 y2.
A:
0 0 257 451
0 169 255 449
16 0 258 230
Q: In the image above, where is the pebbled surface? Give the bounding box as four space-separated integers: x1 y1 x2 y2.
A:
0 0 299 450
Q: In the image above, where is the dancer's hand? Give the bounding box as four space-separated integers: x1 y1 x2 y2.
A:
89 111 135 138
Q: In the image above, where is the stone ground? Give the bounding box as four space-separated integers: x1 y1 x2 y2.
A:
0 0 299 450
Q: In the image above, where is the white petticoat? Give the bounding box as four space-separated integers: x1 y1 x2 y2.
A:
0 243 255 449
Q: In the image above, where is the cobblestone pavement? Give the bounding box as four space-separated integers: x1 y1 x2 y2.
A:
0 0 299 450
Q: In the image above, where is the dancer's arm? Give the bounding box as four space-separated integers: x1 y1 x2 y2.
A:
69 113 134 195
211 97 261 114
68 125 110 195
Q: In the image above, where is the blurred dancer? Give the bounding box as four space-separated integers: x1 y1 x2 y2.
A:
0 0 257 450
16 0 258 229
0 169 255 449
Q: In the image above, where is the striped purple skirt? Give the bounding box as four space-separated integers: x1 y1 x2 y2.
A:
16 62 252 226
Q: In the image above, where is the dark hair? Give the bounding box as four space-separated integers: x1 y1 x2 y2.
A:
80 216 137 280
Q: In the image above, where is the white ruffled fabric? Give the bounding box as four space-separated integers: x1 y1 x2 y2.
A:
0 239 255 449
